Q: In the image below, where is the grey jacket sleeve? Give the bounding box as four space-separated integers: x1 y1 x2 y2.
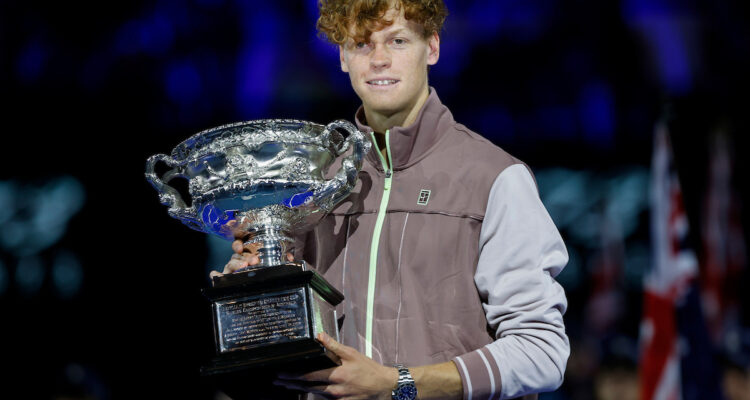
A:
452 164 570 399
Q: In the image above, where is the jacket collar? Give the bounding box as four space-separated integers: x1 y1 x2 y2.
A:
354 87 454 171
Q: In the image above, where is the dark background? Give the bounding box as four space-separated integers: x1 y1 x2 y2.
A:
1 0 748 398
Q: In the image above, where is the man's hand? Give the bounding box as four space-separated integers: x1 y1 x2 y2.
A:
274 332 398 400
209 239 294 280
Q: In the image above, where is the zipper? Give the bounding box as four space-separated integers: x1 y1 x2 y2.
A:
365 129 393 359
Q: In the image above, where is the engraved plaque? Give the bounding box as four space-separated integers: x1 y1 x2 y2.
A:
215 287 309 353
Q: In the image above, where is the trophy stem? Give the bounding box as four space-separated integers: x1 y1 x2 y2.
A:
244 226 293 267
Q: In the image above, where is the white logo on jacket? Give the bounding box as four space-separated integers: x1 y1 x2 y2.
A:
417 189 431 205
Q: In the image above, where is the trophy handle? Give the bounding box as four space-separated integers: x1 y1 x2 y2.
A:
145 154 204 232
314 120 371 207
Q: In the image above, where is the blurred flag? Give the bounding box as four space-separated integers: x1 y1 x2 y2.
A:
700 130 747 344
639 121 723 400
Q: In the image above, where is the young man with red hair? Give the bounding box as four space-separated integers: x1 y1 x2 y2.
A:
219 1 570 398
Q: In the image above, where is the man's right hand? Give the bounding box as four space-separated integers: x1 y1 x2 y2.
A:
209 240 294 281
209 240 261 280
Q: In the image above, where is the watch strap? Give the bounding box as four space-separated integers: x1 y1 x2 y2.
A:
395 364 413 384
392 364 417 400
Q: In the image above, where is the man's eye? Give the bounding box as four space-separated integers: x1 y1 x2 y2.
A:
393 38 407 45
355 42 367 49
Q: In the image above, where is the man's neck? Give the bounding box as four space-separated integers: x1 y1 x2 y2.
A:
363 86 430 166
363 86 430 136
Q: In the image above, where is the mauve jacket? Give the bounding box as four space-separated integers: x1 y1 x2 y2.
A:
294 89 569 399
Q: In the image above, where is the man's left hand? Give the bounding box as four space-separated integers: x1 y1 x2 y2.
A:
274 332 398 399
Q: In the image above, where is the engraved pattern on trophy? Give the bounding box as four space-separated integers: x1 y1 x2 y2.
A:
145 119 370 267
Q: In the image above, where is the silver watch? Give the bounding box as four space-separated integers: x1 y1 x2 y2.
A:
391 364 417 400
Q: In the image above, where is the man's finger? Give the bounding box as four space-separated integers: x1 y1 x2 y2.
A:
243 253 259 263
232 253 257 263
223 259 249 274
317 332 348 357
231 240 244 254
209 270 223 279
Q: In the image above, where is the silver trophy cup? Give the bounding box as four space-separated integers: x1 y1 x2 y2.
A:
145 119 370 388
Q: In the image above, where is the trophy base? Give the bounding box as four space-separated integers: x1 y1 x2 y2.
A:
202 340 336 400
201 263 344 397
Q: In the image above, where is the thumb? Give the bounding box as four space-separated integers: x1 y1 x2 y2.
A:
231 240 244 254
317 332 346 356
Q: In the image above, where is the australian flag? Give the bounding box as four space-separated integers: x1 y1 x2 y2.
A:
639 121 724 400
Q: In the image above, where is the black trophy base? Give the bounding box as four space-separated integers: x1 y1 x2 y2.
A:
203 339 338 400
201 263 344 398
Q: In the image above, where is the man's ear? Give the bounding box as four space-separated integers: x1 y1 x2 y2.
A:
427 31 440 66
339 46 349 72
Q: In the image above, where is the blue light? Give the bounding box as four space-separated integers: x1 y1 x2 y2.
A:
621 0 694 94
622 0 679 23
30 177 86 256
0 181 16 224
165 60 203 105
624 242 650 286
235 4 281 117
650 22 693 94
465 0 552 43
138 13 176 55
467 0 504 39
16 39 48 83
304 0 320 22
536 168 595 231
432 39 468 79
579 81 615 148
236 46 275 116
52 251 84 299
114 13 175 56
0 177 85 257
305 0 349 93
605 168 649 237
16 256 44 296
0 221 28 250
536 167 650 247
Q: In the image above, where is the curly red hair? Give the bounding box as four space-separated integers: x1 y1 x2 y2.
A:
317 0 448 45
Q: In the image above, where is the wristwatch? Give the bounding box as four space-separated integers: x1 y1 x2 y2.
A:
392 364 417 400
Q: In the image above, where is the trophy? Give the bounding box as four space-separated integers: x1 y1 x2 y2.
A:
145 119 370 384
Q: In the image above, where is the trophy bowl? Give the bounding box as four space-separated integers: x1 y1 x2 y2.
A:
145 119 370 392
146 118 370 267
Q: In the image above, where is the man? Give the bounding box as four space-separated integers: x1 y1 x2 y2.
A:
215 1 569 398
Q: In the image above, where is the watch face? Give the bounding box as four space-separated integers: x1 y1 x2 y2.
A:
394 385 417 400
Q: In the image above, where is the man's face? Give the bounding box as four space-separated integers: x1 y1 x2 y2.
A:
339 8 440 118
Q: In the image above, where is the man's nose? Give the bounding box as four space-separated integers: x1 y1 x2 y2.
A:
370 44 391 69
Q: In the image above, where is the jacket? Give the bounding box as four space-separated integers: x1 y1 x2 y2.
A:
294 88 570 399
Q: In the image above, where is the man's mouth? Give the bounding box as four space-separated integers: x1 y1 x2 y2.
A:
367 79 399 86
